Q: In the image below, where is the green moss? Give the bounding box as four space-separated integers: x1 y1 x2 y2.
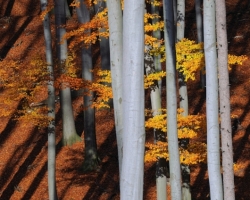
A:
61 133 82 146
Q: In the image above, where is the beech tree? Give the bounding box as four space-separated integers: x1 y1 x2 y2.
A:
176 0 191 199
54 0 81 146
151 3 162 92
106 0 123 173
195 0 205 88
163 0 182 199
95 1 110 71
40 0 58 199
76 0 99 171
216 0 235 199
120 0 145 198
145 44 167 200
204 0 223 199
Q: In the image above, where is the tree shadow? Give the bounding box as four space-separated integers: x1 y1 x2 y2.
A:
0 127 47 199
3 0 16 17
0 100 24 146
21 142 63 200
235 160 250 199
0 103 63 199
0 16 32 59
81 127 119 200
191 163 209 200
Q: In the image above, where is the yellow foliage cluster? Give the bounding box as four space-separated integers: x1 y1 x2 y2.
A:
0 56 48 105
145 109 207 165
65 8 109 49
145 141 169 162
176 38 248 81
90 68 112 109
145 108 206 139
176 38 204 81
89 82 112 109
145 141 207 165
144 71 166 89
64 52 80 78
179 142 207 165
145 0 162 6
18 107 52 128
144 13 165 60
228 54 247 70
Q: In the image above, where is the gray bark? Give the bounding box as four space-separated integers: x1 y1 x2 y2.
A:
195 0 206 88
145 44 167 200
95 1 110 71
40 0 58 199
76 0 99 171
204 0 223 199
106 0 123 174
216 0 235 199
176 0 191 199
54 0 81 146
151 4 162 93
120 0 145 199
163 0 182 199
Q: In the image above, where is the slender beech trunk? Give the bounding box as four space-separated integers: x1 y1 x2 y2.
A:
177 0 191 199
204 0 223 199
216 0 235 199
40 0 58 199
145 44 167 200
195 0 205 88
54 0 81 146
76 0 99 171
120 0 145 199
151 4 162 93
106 0 123 174
94 1 113 108
163 0 182 199
95 1 110 71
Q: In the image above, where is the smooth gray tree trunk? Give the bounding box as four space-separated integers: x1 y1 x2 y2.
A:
195 0 206 88
95 1 110 71
216 0 235 199
120 0 145 199
145 44 167 200
106 0 123 174
54 0 81 146
204 0 223 199
176 0 191 199
151 4 162 93
163 0 182 199
76 0 99 171
40 0 58 199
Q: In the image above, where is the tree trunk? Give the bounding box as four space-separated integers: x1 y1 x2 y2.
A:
94 1 113 108
145 44 167 200
195 0 205 88
54 0 81 146
216 0 235 199
120 0 145 199
163 0 182 199
204 0 223 199
95 1 110 71
176 0 191 199
151 3 162 93
76 0 99 172
40 0 58 199
106 0 123 174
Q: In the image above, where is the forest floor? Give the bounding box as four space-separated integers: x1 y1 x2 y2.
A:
0 0 250 199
